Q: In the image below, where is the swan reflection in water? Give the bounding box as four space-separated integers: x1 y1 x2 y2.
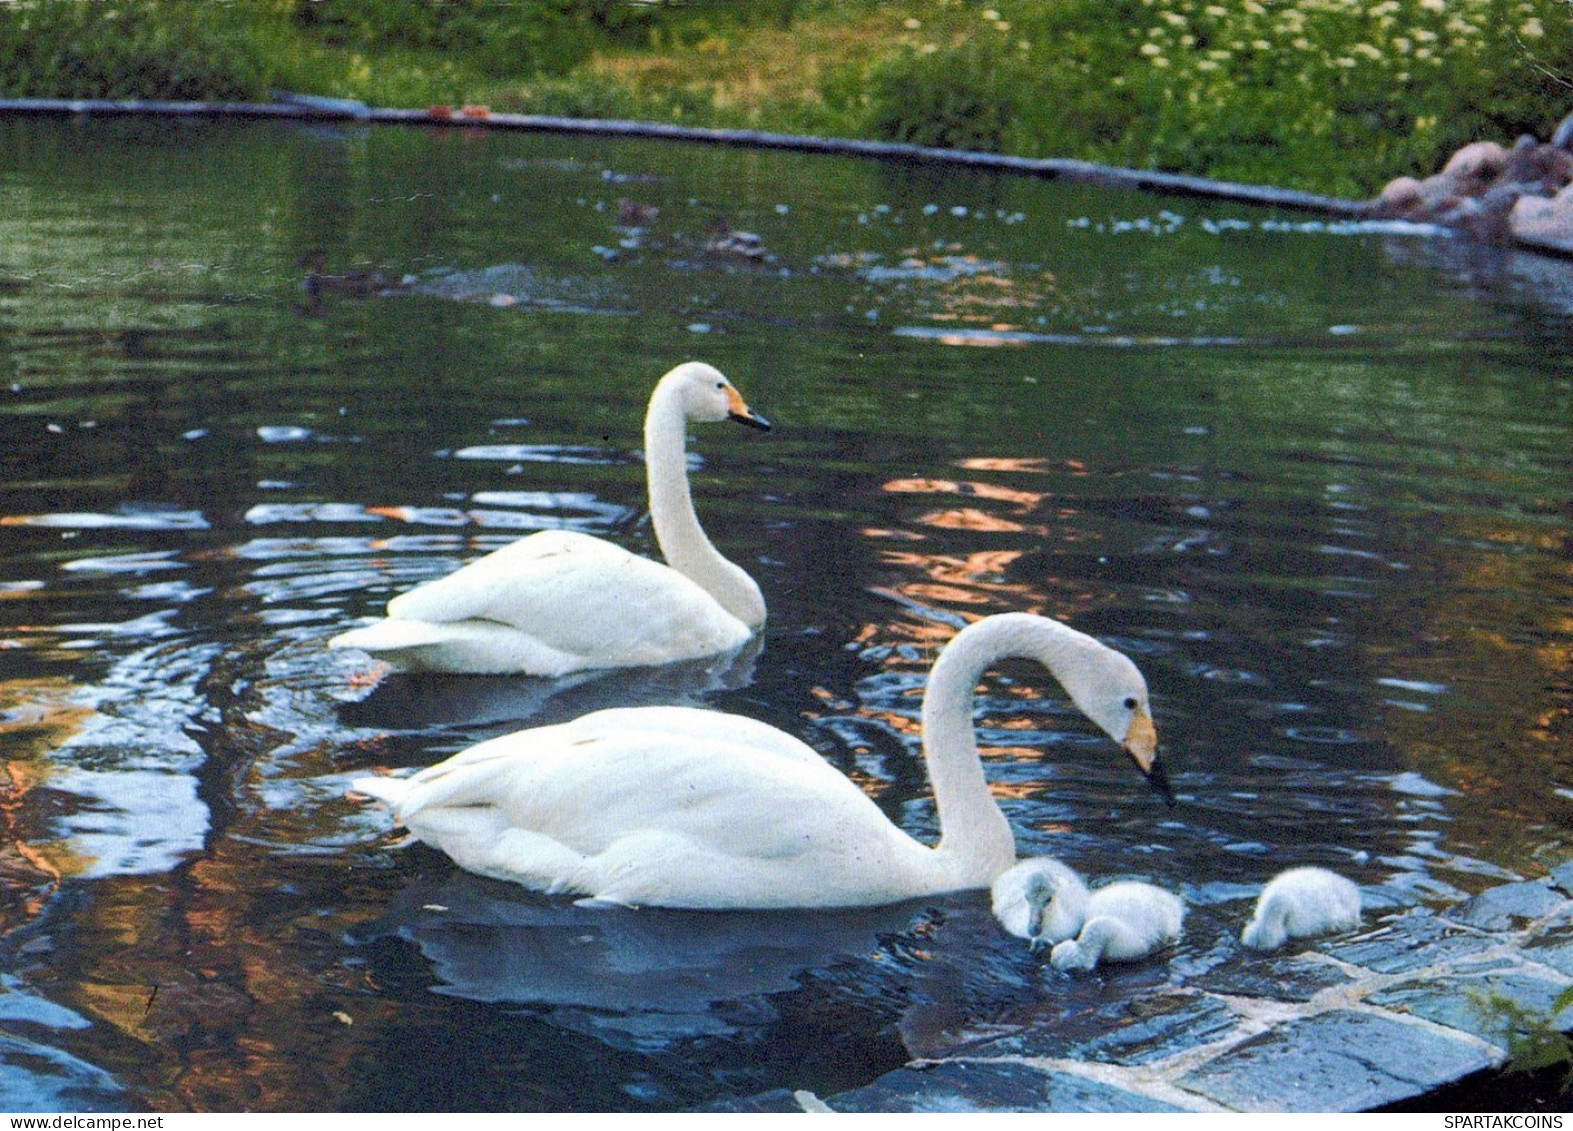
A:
338 635 762 740
351 869 933 1045
348 867 1129 1066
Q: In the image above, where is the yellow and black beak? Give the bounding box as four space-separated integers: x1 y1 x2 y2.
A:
724 385 772 431
1124 707 1175 807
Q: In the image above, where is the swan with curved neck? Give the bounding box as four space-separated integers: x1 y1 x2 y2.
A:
351 612 1172 909
328 361 769 675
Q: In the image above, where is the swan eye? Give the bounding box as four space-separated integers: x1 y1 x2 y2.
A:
715 380 726 389
1123 696 1139 710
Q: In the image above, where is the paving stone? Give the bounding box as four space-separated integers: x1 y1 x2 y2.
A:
1176 1009 1497 1112
822 879 1570 1113
1187 953 1356 1002
692 1088 805 1112
826 1059 1182 1113
1368 967 1573 1045
1549 861 1573 898
968 990 1240 1066
1443 881 1567 931
1323 913 1499 974
1522 920 1573 979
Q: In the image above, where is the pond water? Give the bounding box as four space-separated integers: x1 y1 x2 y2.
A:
0 116 1568 1112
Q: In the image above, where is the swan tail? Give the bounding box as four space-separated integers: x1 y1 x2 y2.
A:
349 774 414 811
330 618 455 654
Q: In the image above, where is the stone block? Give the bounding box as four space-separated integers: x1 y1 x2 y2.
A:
1368 968 1573 1046
1176 1010 1496 1112
1324 913 1498 974
826 1059 1182 1113
1189 954 1356 1003
969 990 1239 1066
1444 881 1568 931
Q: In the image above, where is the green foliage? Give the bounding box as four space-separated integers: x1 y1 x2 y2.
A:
290 0 593 78
1472 985 1573 1093
862 0 1573 197
0 0 277 100
5 0 1573 197
866 37 1024 152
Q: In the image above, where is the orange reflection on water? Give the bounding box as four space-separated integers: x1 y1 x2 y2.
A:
913 507 1034 534
955 456 1090 476
883 476 1047 511
0 679 96 932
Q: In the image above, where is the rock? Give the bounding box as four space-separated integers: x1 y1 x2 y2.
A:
1322 912 1499 975
692 1088 812 1112
1503 142 1573 195
1550 860 1573 897
1372 176 1424 218
1443 879 1567 931
1369 965 1573 1046
1442 141 1510 192
1510 183 1573 254
1553 111 1573 151
969 990 1239 1066
827 1061 1184 1113
1370 134 1573 251
1177 1010 1497 1112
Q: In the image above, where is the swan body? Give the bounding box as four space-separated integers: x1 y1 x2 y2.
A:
329 361 770 675
1240 867 1361 951
991 856 1090 945
1049 882 1184 972
351 612 1170 910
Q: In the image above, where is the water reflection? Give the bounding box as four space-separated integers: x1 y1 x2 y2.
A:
340 637 762 741
0 116 1567 1111
354 871 924 1036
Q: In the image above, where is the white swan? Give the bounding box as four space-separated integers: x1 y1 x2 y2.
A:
350 611 1171 910
328 361 770 675
1240 867 1361 951
991 856 1090 945
1049 881 1184 972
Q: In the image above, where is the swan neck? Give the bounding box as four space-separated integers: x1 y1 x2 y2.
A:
919 628 1019 882
921 615 1120 886
644 388 764 627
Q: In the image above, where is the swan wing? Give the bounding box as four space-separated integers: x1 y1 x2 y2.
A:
357 712 922 907
366 531 751 670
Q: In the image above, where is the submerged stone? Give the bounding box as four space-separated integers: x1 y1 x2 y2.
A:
1322 913 1498 974
970 990 1239 1066
827 1060 1182 1113
1188 952 1356 1002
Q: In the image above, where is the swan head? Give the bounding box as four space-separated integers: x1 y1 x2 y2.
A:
659 362 771 431
1021 867 1089 950
1053 637 1174 807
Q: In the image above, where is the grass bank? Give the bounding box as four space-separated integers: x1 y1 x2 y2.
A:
2 0 1570 198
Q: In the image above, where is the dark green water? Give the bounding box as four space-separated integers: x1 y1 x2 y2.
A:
0 117 1568 1112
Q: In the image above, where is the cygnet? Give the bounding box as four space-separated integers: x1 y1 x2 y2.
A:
1049 881 1184 972
991 856 1090 946
1240 866 1361 951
